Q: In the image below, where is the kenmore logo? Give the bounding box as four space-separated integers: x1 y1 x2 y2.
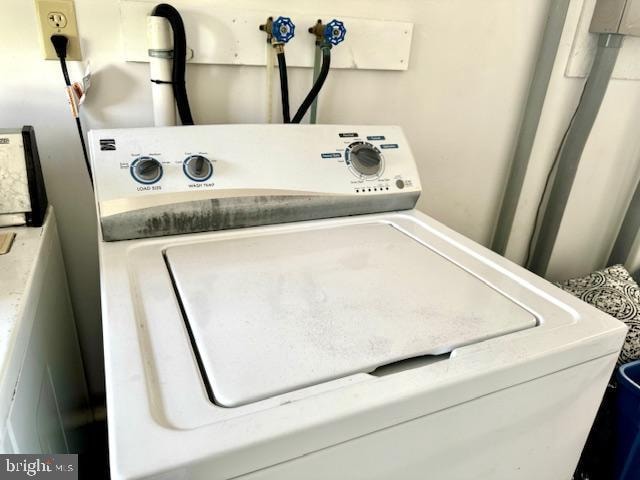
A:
100 138 116 151
0 138 9 144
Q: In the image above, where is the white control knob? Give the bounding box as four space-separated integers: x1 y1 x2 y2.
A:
346 142 383 178
131 156 163 184
183 155 213 182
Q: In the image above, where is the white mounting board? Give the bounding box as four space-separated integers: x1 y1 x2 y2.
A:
566 0 640 79
119 0 413 71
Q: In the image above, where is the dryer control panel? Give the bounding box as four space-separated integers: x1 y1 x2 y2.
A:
88 125 422 241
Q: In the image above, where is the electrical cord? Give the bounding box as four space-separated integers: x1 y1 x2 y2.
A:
276 50 291 123
292 45 331 124
151 3 194 125
523 79 589 268
50 34 93 186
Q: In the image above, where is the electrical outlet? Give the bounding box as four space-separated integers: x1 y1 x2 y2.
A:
35 0 82 60
47 12 67 29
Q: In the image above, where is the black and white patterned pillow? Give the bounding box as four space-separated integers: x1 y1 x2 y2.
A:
555 264 640 365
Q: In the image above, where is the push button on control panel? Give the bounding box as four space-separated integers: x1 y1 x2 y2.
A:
130 156 163 184
183 155 213 182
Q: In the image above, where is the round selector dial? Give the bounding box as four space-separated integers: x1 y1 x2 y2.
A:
183 155 213 182
130 156 163 184
346 142 383 178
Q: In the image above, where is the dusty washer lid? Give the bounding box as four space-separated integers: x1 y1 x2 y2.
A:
165 222 536 407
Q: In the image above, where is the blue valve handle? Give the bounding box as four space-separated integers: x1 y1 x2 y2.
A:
272 16 295 43
324 19 346 46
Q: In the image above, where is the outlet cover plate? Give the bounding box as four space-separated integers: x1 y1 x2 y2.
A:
35 0 82 61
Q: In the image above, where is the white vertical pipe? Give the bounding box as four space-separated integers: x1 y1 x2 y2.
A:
147 16 176 127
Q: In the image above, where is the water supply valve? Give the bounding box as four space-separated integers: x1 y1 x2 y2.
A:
272 16 295 43
324 19 346 46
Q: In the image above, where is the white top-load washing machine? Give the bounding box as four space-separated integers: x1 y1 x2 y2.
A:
89 125 626 480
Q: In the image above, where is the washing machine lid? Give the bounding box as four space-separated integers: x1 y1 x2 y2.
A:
165 222 537 407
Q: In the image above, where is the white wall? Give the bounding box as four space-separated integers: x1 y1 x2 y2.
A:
503 0 640 280
1 0 559 399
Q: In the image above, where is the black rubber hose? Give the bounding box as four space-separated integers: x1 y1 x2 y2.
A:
277 51 291 123
292 46 331 124
51 34 93 186
151 3 194 125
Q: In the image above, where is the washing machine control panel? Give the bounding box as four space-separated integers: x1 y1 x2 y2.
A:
88 125 422 240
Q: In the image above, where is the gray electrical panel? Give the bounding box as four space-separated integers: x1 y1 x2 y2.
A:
591 0 640 36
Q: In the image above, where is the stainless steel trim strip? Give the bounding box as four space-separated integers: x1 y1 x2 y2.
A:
99 189 334 217
101 192 420 241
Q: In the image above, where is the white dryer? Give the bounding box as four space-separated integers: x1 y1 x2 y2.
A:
89 125 625 479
